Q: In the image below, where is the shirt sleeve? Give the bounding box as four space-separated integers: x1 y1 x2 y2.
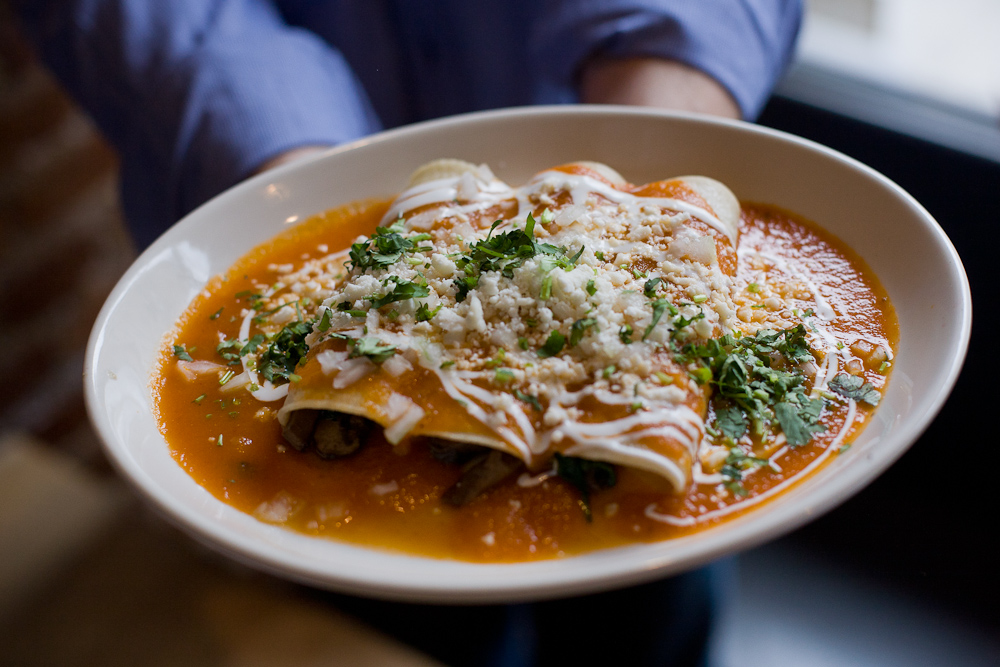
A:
14 0 382 247
531 0 802 120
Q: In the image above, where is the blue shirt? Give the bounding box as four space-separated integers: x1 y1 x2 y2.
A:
17 0 801 247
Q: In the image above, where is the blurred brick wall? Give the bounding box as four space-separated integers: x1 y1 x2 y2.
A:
0 6 137 472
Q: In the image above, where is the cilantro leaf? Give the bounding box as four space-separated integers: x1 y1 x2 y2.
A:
348 222 429 273
368 277 430 309
715 405 747 441
239 334 265 357
172 344 193 362
318 309 332 332
351 337 397 363
554 453 617 522
449 212 585 303
514 389 542 411
643 277 661 298
330 333 398 364
684 325 829 447
415 302 442 322
494 368 515 383
643 299 669 340
775 400 825 446
569 318 598 347
537 331 566 358
829 373 881 406
257 319 315 384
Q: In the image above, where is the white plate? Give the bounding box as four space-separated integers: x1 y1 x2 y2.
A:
85 106 971 603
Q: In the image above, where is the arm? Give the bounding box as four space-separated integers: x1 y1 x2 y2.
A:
14 0 380 247
580 57 740 119
533 0 802 120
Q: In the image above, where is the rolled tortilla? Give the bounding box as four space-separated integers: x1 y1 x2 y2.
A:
278 161 741 492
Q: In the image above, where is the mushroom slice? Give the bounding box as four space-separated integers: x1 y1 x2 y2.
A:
442 450 524 506
313 411 372 459
426 438 490 465
281 409 319 451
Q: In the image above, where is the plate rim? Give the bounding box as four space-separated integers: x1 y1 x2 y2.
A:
84 105 972 603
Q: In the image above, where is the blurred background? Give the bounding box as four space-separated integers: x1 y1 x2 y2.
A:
1 1 997 665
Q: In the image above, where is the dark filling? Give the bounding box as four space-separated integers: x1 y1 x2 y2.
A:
281 409 612 513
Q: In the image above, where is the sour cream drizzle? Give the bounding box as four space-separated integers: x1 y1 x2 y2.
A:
645 399 858 526
378 166 736 488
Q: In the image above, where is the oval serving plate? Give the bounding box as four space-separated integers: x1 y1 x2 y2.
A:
84 106 971 603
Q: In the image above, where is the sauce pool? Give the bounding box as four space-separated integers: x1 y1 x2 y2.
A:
154 199 896 562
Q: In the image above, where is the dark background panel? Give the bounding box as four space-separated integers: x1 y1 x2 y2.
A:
759 96 998 622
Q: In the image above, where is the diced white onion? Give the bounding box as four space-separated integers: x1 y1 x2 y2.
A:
251 383 289 402
176 360 226 381
384 404 426 445
333 357 373 389
382 354 413 377
369 480 400 496
385 393 413 421
219 371 250 393
316 349 349 376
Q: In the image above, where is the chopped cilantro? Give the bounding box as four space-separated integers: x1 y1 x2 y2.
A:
670 308 706 341
494 368 515 384
569 318 598 347
451 212 584 303
643 277 661 298
514 389 542 411
331 333 398 364
484 348 507 368
654 371 674 386
368 276 430 308
239 334 265 357
540 274 553 300
554 453 617 522
318 309 332 331
172 344 193 362
619 324 634 344
643 299 669 340
209 307 223 320
715 405 747 442
257 318 315 383
349 221 430 273
415 302 442 322
586 279 597 296
775 399 824 446
538 331 566 358
828 373 881 406
679 325 827 447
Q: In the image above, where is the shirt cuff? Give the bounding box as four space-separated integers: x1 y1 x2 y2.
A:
532 0 802 120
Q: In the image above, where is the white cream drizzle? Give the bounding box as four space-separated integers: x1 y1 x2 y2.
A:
648 399 859 527
522 171 736 245
238 292 289 402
